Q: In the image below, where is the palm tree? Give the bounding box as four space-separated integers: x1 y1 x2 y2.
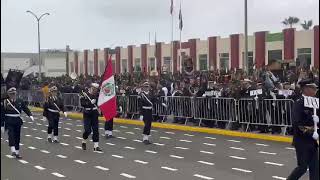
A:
301 20 313 30
282 16 300 28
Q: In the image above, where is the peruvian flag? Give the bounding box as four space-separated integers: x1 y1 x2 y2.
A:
98 55 117 121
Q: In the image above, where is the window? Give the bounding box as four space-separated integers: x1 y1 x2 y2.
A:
219 53 229 71
99 61 105 75
69 62 74 73
268 50 282 63
79 61 84 74
122 59 128 73
199 54 208 71
134 58 141 72
242 52 254 74
88 61 93 75
297 48 311 69
149 58 155 71
163 57 172 72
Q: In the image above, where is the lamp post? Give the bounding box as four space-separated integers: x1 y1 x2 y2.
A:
244 0 248 73
26 10 50 82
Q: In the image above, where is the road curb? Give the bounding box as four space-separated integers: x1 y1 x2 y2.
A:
30 107 293 143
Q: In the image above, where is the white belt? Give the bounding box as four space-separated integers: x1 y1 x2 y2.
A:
48 108 59 113
5 114 20 117
85 107 98 110
142 106 152 110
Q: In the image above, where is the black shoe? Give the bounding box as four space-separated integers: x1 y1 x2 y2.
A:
94 147 103 152
53 139 59 143
15 154 22 159
82 142 86 150
106 135 115 139
143 140 152 145
48 138 52 143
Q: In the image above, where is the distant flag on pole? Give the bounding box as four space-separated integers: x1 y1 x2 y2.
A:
179 3 183 30
98 54 117 121
170 0 174 15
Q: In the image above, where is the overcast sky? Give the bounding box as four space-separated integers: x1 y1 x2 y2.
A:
1 0 319 52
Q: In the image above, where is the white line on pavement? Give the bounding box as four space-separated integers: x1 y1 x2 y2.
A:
285 147 295 150
264 162 284 166
272 176 287 180
40 150 50 154
230 147 245 151
170 155 184 159
259 151 277 155
112 155 124 159
116 137 127 140
28 146 37 150
25 135 32 137
95 166 109 171
232 168 252 173
179 139 192 143
51 172 66 178
227 140 241 143
255 143 269 147
134 160 149 164
229 156 246 160
113 130 121 132
41 130 47 133
165 131 175 134
174 147 189 150
35 137 43 140
76 130 82 132
76 124 82 127
74 160 87 164
160 137 171 140
203 143 216 146
120 126 128 129
75 137 82 140
62 134 70 137
161 166 178 171
64 128 71 131
60 143 69 146
150 130 157 132
134 128 141 130
106 143 115 146
124 146 136 150
74 146 82 149
197 161 215 166
34 165 46 170
193 174 214 180
18 160 29 164
6 155 14 159
56 155 67 159
145 150 157 154
153 143 165 146
200 151 214 155
183 134 195 137
133 139 142 143
22 127 28 129
66 123 73 125
120 173 136 179
126 132 135 135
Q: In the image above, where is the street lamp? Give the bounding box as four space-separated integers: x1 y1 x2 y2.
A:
244 0 248 73
26 10 50 82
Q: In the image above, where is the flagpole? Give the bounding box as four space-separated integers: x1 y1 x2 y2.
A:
171 10 174 75
179 1 182 73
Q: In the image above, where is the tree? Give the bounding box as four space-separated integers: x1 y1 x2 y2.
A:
282 16 300 28
301 20 313 30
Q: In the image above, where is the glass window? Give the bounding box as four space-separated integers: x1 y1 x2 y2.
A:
163 57 172 72
199 54 208 71
134 58 141 72
149 58 155 71
219 53 229 71
122 59 127 73
297 48 311 69
99 61 105 75
268 50 282 63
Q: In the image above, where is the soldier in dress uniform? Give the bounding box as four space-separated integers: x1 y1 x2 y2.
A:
80 83 102 152
1 87 34 159
287 79 319 180
43 86 67 143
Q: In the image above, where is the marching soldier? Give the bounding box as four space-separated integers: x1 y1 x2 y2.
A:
80 83 102 152
1 87 34 159
287 79 319 180
43 86 67 143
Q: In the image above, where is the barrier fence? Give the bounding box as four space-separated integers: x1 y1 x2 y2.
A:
18 91 295 133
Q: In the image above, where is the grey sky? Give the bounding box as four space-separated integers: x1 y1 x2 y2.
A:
1 0 319 52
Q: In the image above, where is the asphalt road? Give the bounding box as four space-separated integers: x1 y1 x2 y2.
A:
1 112 309 180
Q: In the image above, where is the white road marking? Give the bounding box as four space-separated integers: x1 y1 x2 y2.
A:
232 168 252 173
264 162 284 166
126 132 135 135
76 124 82 127
203 143 216 146
19 143 24 146
200 151 214 155
64 128 71 131
204 137 217 140
76 130 82 132
230 147 245 151
74 146 82 149
197 161 215 166
255 143 269 147
112 155 124 159
134 160 149 164
56 155 67 159
124 146 136 150
259 151 277 155
74 160 87 164
66 123 73 125
161 166 178 171
63 134 70 137
75 137 82 140
40 150 50 154
165 131 175 134
60 143 69 146
36 123 42 126
272 176 287 180
285 147 295 150
35 137 43 140
32 128 38 131
34 165 46 170
51 172 66 178
41 130 47 133
95 166 109 171
229 156 246 160
120 173 136 179
106 143 115 146
113 130 121 132
150 129 157 132
19 160 29 164
22 127 28 129
120 126 128 129
174 147 189 150
160 136 171 140
153 142 165 146
145 150 157 154
28 146 37 150
6 155 14 159
25 134 32 137
227 139 241 143
183 133 195 137
99 128 104 130
179 139 192 143
193 174 214 180
133 139 142 143
116 136 127 140
170 155 184 159
27 122 33 124
134 128 141 130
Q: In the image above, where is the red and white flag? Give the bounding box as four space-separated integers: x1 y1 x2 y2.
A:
98 55 117 121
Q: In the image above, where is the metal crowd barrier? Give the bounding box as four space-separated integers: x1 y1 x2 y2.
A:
61 93 81 111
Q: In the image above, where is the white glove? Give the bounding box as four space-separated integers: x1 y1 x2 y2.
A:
312 115 319 124
30 116 34 121
162 103 168 108
312 131 319 140
119 106 123 113
64 112 68 118
91 99 96 104
139 115 143 121
1 127 5 134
